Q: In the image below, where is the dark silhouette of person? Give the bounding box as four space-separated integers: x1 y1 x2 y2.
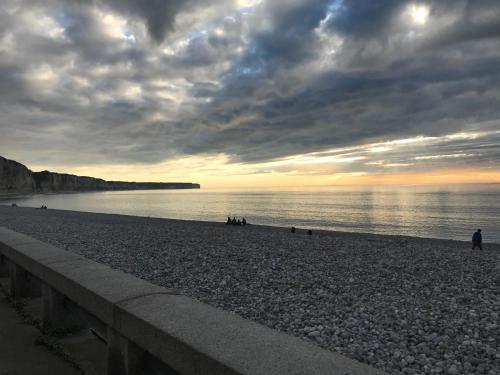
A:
472 229 482 250
242 218 247 225
226 217 231 225
237 219 242 226
232 217 237 225
307 230 312 235
291 226 296 233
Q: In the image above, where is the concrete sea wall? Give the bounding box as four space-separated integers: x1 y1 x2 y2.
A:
0 227 386 375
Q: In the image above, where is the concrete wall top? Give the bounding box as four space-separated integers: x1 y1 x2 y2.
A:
0 227 387 375
0 227 173 325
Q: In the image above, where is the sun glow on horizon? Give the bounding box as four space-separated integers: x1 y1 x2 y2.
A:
23 128 500 189
24 129 500 188
29 157 500 189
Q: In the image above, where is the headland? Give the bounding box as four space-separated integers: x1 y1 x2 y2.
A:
0 156 200 193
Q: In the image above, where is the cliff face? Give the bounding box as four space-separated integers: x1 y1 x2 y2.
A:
33 171 108 192
32 171 200 192
0 156 200 193
0 156 36 192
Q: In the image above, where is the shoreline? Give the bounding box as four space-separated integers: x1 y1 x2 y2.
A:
1 203 498 246
0 186 200 197
0 205 499 374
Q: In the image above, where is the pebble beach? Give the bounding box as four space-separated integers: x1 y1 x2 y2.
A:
0 205 498 375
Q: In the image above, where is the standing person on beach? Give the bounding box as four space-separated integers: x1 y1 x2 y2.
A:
472 229 482 250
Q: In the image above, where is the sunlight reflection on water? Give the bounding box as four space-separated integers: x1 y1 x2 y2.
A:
2 184 499 243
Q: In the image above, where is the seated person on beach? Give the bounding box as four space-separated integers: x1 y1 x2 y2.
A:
232 217 237 225
237 219 242 225
242 218 247 225
226 217 231 224
472 229 482 250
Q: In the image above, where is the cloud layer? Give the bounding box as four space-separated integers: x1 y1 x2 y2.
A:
1 0 499 179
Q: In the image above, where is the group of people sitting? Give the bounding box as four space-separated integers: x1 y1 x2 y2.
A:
226 217 247 226
38 205 48 210
291 226 313 235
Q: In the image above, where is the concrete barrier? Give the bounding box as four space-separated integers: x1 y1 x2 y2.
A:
0 227 387 375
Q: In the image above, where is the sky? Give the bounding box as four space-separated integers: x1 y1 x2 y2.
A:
1 0 500 188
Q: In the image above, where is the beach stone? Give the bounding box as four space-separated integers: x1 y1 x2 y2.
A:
307 331 320 338
1 205 500 375
405 355 415 364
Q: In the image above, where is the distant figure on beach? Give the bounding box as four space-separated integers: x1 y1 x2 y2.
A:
232 217 237 225
226 217 231 225
237 219 242 226
291 226 296 233
472 229 482 250
11 203 17 207
307 230 312 235
242 218 247 225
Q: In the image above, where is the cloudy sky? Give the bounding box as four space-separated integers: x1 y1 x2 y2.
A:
1 0 500 187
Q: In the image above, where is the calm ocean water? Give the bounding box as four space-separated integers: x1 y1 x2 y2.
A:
1 184 499 243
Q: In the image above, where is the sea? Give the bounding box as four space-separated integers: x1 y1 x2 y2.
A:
1 184 499 243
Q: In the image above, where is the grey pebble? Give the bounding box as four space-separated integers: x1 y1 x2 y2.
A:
1 205 499 375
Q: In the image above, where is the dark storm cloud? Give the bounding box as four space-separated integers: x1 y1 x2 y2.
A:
328 0 405 37
60 7 144 64
0 63 28 103
191 82 221 98
221 0 331 82
176 0 500 165
167 27 244 69
97 0 238 43
426 2 500 48
1 0 500 172
251 0 330 64
99 0 186 43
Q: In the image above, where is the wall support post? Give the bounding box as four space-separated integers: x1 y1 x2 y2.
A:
0 255 8 277
107 327 145 375
42 283 86 333
8 262 40 297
